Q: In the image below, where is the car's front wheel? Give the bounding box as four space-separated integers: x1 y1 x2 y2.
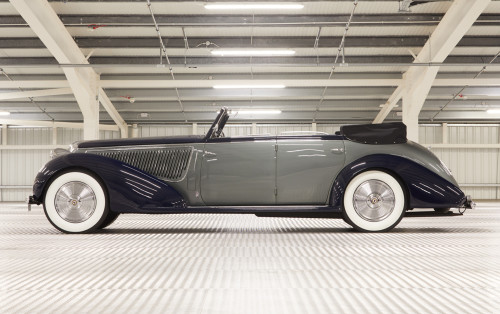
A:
343 170 406 232
43 171 109 233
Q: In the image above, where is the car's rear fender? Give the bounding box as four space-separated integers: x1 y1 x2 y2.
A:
32 153 187 213
330 154 466 209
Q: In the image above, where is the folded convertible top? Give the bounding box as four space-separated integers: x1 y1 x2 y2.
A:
340 122 407 144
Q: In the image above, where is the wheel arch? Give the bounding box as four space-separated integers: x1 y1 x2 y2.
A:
33 153 187 213
340 166 411 212
330 154 466 210
39 166 108 204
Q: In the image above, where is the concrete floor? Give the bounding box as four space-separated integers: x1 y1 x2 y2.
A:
1 202 499 314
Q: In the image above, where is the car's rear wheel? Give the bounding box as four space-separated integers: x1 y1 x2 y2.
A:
43 171 109 233
343 170 406 232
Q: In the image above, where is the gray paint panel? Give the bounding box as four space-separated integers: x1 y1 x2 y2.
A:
201 140 277 205
276 139 345 205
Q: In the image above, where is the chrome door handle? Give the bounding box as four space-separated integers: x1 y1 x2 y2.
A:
331 148 344 154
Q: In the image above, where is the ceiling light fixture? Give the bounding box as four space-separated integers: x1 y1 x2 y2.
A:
487 109 500 114
211 50 296 56
235 110 282 115
213 84 286 89
0 111 10 116
204 3 304 10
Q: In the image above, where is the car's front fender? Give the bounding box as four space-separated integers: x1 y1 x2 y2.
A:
330 154 466 209
32 153 187 213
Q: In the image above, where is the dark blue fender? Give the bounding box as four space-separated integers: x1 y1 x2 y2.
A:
330 154 466 209
32 153 187 213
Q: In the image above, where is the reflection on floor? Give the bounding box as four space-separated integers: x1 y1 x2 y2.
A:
1 202 499 313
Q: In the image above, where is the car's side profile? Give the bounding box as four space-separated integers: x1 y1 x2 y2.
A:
29 108 474 233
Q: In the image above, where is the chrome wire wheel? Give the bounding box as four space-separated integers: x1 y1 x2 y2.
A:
54 181 97 223
353 179 395 222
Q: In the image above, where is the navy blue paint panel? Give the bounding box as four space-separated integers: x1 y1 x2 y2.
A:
330 154 466 209
32 153 187 213
78 135 205 148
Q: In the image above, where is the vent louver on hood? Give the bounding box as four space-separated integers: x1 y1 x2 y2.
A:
89 147 192 181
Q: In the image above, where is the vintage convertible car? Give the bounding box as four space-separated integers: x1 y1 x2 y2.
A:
29 107 474 233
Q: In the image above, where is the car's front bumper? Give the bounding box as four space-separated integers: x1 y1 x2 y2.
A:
27 195 40 205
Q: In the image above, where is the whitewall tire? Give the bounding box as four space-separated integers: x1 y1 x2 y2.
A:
343 170 406 232
44 171 109 233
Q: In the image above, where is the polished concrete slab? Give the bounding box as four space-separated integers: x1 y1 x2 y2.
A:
1 202 499 314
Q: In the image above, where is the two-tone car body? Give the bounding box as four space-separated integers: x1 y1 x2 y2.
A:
29 108 474 233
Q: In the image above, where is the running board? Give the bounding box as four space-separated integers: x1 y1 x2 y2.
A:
405 211 463 217
136 205 341 215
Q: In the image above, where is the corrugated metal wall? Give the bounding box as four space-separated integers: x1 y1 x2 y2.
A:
1 124 498 201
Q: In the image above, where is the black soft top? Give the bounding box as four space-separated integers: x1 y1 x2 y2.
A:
340 122 407 144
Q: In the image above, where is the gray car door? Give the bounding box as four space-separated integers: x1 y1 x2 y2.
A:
276 136 345 205
200 137 277 205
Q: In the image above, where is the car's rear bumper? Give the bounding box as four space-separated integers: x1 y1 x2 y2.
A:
463 195 476 209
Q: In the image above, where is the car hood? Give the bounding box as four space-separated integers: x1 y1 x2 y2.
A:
77 135 205 149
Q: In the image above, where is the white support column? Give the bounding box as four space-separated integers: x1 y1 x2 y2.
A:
402 67 440 142
373 0 491 124
311 122 317 132
131 124 139 138
252 123 257 135
52 127 57 145
442 123 448 144
1 125 7 146
192 123 198 135
98 87 128 138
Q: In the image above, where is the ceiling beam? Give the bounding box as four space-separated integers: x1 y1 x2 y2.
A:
9 0 127 139
2 56 499 67
1 78 499 89
0 118 119 131
0 88 72 100
374 0 491 131
3 36 500 49
0 13 464 27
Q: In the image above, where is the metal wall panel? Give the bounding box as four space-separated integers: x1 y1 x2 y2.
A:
1 124 499 201
1 127 119 201
419 125 442 144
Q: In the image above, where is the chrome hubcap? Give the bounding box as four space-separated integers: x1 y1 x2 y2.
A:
353 179 395 222
54 181 96 223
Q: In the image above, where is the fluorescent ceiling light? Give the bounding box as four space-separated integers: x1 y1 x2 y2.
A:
0 111 10 116
487 109 500 114
211 50 295 56
235 110 282 115
205 3 304 10
213 85 286 89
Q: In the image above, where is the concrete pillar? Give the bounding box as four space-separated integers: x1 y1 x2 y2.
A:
192 123 198 135
52 127 57 145
401 67 440 143
131 124 139 138
2 124 7 145
402 89 420 143
442 123 448 144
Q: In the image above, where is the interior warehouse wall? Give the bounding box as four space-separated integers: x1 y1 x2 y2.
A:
0 124 498 201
